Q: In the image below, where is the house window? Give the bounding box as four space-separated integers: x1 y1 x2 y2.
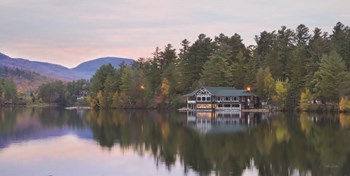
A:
218 104 223 108
233 97 237 101
206 97 211 101
224 104 231 108
225 97 229 101
196 104 212 109
197 97 201 101
202 97 206 101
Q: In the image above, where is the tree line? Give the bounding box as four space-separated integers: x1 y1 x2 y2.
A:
88 22 350 111
1 22 349 111
0 78 90 107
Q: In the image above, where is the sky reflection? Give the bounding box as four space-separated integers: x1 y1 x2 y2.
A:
0 135 192 176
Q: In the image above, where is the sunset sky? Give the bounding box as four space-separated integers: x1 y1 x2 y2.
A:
1 0 349 68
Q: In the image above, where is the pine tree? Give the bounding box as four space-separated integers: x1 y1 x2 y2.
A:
313 51 347 102
200 44 233 86
331 22 350 69
255 67 275 101
179 34 216 89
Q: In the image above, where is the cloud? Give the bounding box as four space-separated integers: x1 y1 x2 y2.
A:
0 0 349 67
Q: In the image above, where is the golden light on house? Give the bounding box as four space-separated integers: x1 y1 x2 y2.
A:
246 86 251 92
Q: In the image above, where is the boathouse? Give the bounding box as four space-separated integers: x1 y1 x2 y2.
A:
184 87 258 111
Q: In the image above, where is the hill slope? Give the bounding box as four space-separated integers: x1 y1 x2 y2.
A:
0 53 80 80
0 53 134 81
0 66 53 90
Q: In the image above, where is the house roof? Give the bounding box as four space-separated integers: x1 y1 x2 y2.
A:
184 86 255 97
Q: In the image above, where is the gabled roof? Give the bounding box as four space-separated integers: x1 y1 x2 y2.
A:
184 86 255 97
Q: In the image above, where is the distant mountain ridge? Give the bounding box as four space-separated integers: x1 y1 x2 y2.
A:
72 57 134 80
0 53 134 81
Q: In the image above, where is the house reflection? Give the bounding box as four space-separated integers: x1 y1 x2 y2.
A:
186 111 265 134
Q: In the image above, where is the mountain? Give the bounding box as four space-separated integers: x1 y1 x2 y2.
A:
72 57 134 80
0 53 134 81
0 53 79 80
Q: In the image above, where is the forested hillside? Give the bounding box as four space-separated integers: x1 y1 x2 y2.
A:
0 66 53 91
88 22 350 111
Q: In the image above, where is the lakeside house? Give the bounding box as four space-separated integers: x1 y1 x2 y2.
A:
183 86 259 111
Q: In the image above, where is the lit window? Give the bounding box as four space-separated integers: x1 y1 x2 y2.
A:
196 104 212 109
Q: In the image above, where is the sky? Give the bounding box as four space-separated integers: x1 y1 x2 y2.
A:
0 0 349 68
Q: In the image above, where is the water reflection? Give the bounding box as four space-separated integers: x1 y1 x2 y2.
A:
0 108 91 149
186 111 264 134
0 108 350 175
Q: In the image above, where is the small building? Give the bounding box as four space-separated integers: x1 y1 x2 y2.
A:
184 86 258 111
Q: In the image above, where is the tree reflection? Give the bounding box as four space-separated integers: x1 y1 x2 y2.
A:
84 110 350 175
1 108 350 175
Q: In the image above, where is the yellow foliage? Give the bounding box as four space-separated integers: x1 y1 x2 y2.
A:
97 91 106 108
340 114 350 128
24 96 33 105
263 72 275 98
276 123 290 143
17 88 25 96
112 92 120 108
274 81 288 108
275 116 290 143
300 113 313 135
300 89 312 111
87 95 97 108
275 81 287 95
339 97 350 112
161 78 170 96
161 122 170 139
256 128 275 155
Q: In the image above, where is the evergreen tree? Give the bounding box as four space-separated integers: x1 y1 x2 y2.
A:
307 27 331 82
232 50 247 88
0 78 17 105
285 46 308 108
313 51 347 102
295 24 311 46
331 22 350 69
89 64 117 108
276 26 295 80
179 34 216 89
200 44 233 86
38 81 66 105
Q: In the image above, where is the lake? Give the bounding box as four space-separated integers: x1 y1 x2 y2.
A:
0 108 350 176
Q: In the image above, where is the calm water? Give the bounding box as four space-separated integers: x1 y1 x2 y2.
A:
0 108 350 176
